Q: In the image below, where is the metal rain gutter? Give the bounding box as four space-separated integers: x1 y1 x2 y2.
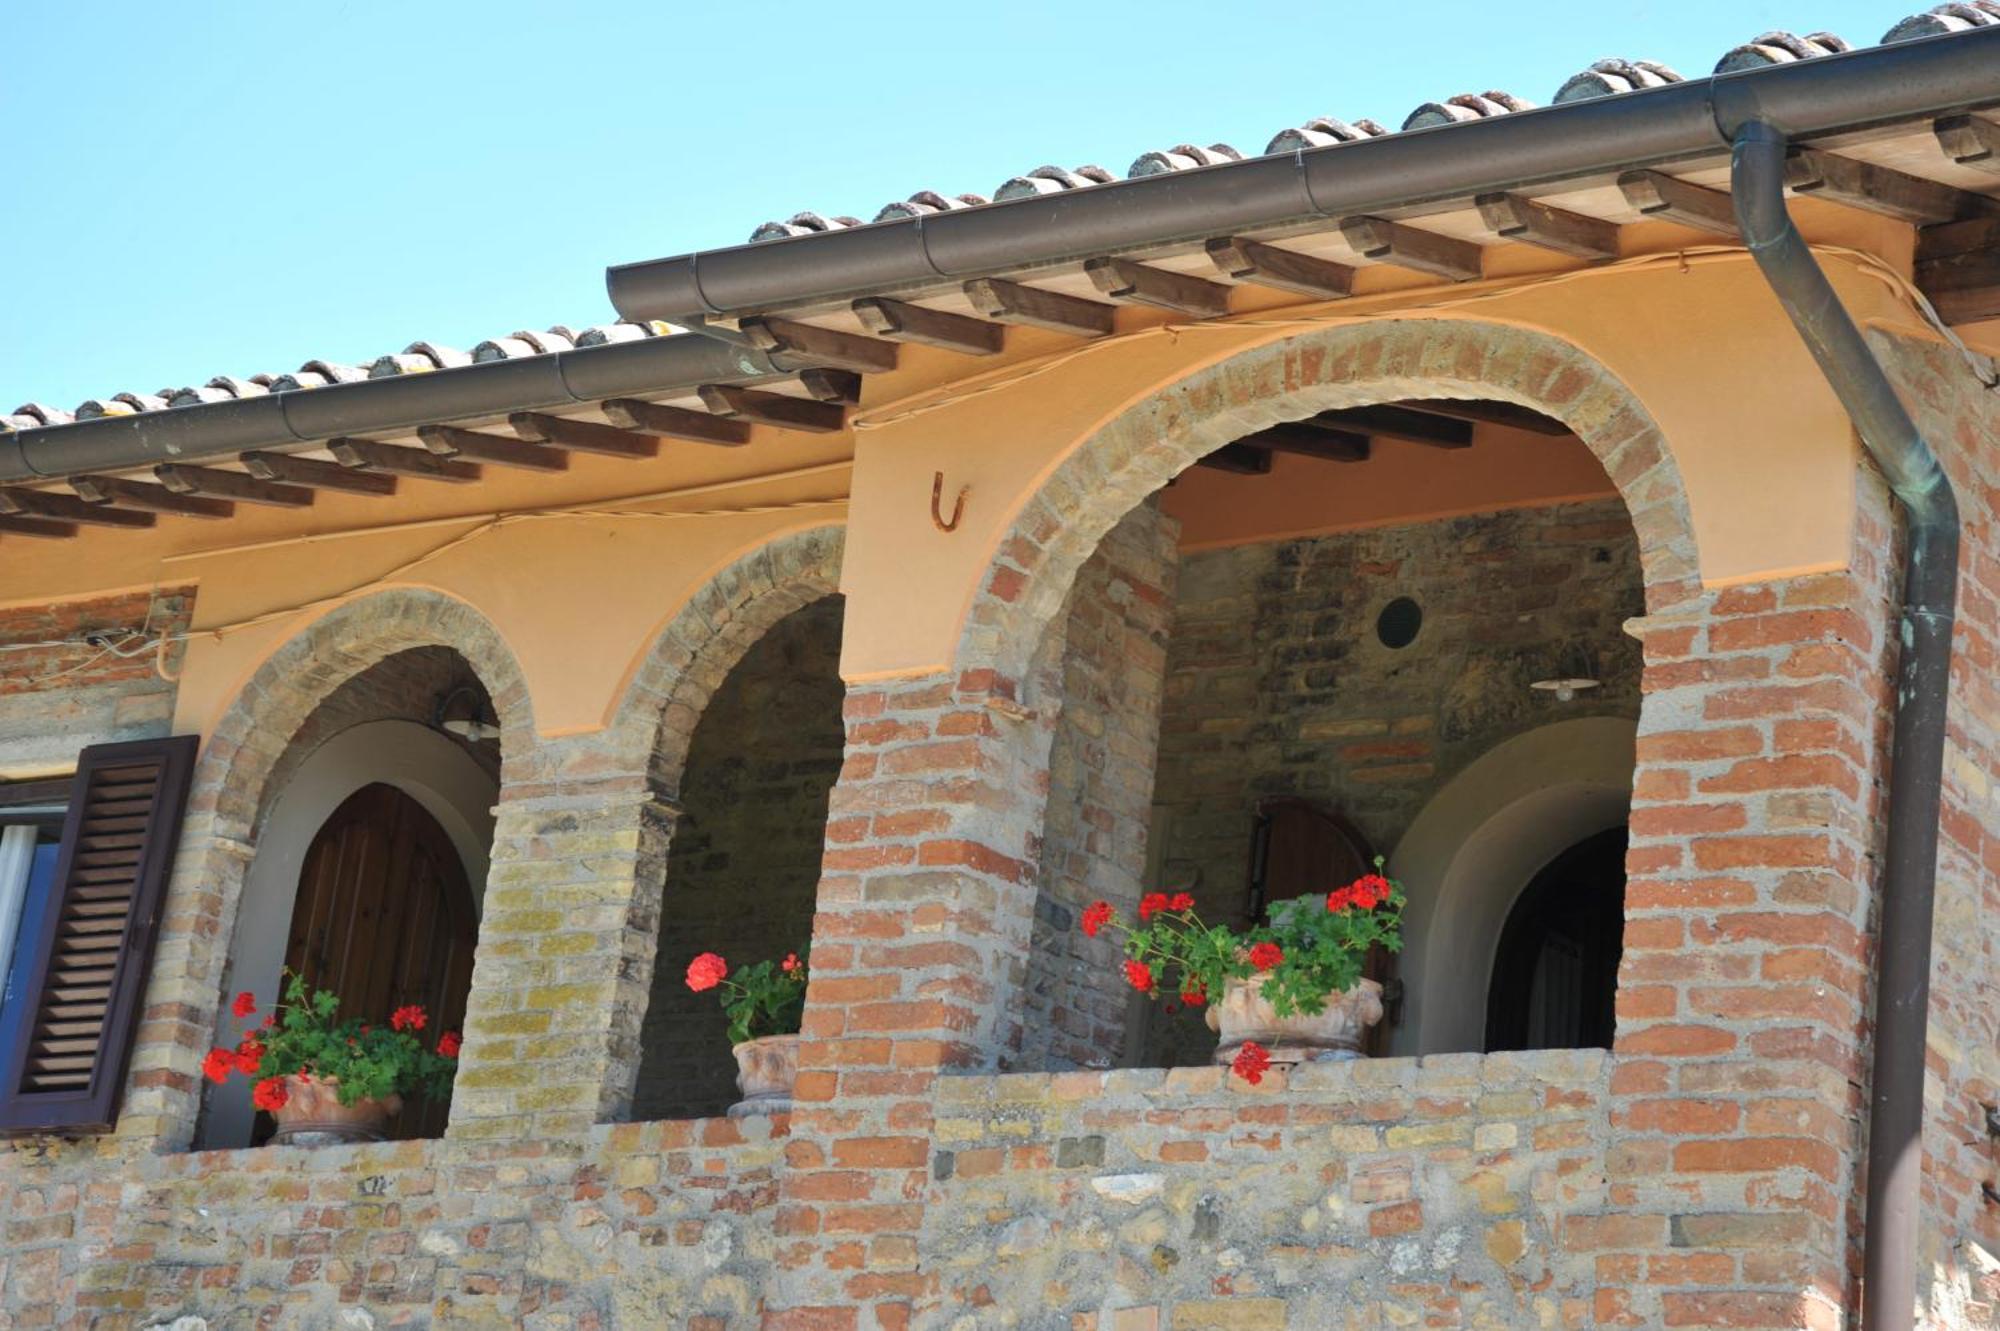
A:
1730 119 1959 1331
0 333 785 485
606 26 2000 322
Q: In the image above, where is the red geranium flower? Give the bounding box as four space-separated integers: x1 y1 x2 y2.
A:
685 952 728 993
233 1041 264 1076
1138 892 1170 922
390 1004 427 1033
1326 885 1355 913
1231 1040 1272 1086
437 1031 462 1059
1352 873 1392 909
1123 960 1155 993
781 952 801 974
251 1077 289 1112
201 1048 235 1085
1248 942 1284 971
261 1012 278 1030
1169 892 1196 912
1080 901 1114 938
1179 986 1207 1007
231 991 258 1019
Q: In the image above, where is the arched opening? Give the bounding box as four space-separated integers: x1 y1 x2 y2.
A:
199 647 500 1148
1484 826 1628 1053
631 593 846 1120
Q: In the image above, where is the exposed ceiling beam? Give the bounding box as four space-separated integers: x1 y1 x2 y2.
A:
509 412 659 459
241 451 399 495
1785 147 1991 225
156 465 314 508
600 398 753 446
1337 216 1484 281
1310 406 1473 449
798 369 863 405
1391 398 1570 435
1915 216 2000 324
963 277 1115 337
1472 193 1621 261
69 476 235 519
1195 444 1274 475
1240 423 1372 463
408 428 553 474
0 489 156 528
852 297 1006 356
697 384 847 433
1204 236 1358 299
1935 114 2000 176
1617 170 1738 236
0 514 79 539
1084 257 1232 317
740 316 900 374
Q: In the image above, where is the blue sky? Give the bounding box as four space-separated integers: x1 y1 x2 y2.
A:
2 1 1918 411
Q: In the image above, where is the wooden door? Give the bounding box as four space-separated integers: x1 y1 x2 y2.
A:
1484 827 1628 1053
283 783 477 1140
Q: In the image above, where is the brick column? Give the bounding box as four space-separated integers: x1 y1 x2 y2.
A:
450 743 677 1146
1601 528 1894 1328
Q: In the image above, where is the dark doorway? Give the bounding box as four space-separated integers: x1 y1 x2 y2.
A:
283 782 477 1139
1484 827 1628 1053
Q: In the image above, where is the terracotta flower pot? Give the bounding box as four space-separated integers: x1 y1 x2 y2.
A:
266 1075 402 1147
729 1033 799 1117
1206 976 1385 1066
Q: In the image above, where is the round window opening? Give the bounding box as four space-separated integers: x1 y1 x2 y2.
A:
1376 597 1423 649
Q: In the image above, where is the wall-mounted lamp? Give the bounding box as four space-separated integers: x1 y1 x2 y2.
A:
431 685 501 742
1529 645 1602 703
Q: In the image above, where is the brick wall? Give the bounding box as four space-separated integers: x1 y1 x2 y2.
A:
634 595 847 1120
0 585 192 772
1146 500 1643 1064
1020 504 1180 1073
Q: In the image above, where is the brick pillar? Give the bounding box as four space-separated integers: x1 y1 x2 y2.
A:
768 662 1058 1328
450 745 676 1145
1602 538 1893 1328
1019 503 1179 1071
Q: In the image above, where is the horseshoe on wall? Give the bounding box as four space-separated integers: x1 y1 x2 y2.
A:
931 471 969 533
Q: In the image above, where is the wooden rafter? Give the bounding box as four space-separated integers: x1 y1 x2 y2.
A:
1916 216 2000 325
1239 423 1372 463
405 429 548 474
156 465 314 508
798 369 863 405
1310 406 1472 449
1195 444 1274 474
1337 217 1483 281
0 489 156 528
600 398 753 446
0 515 79 539
1617 171 1738 236
963 277 1115 337
241 451 398 495
1084 257 1232 317
1472 193 1620 261
1935 115 2000 177
1204 237 1358 299
697 384 846 433
509 412 659 459
740 316 900 374
1785 147 1991 225
852 297 1006 356
1393 399 1569 436
69 476 235 519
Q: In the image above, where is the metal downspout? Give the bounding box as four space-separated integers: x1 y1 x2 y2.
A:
1729 119 1959 1331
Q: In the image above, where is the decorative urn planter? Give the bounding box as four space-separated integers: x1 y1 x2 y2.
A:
267 1075 402 1146
1206 976 1385 1066
729 1033 800 1116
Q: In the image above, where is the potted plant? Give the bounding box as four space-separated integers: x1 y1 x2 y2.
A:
684 948 808 1115
201 972 461 1145
1079 866 1404 1083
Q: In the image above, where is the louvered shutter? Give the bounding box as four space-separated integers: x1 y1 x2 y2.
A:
0 735 198 1134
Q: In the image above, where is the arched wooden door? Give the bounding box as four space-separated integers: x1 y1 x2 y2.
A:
282 783 477 1140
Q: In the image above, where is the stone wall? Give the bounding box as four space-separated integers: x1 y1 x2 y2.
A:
634 596 847 1121
1144 500 1643 1064
0 585 192 772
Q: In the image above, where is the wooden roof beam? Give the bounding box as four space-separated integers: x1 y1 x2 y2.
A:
1310 406 1472 449
697 384 847 433
1195 444 1274 475
963 278 1115 337
1204 237 1358 299
600 398 752 446
1618 171 1738 237
1935 114 2000 177
0 515 79 539
1085 257 1232 317
1916 216 2000 325
407 428 548 474
0 489 156 529
1240 423 1372 463
156 465 314 508
852 297 1006 356
1391 399 1570 436
799 369 863 405
241 451 398 495
1785 147 1992 225
741 316 900 374
68 476 235 519
1338 216 1484 281
1472 193 1621 260
509 412 659 459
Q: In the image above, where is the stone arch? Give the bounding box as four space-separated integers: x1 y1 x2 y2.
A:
953 318 1699 686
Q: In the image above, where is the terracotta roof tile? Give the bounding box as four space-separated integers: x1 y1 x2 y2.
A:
1883 1 2000 38
1553 59 1684 103
1402 91 1535 131
1128 144 1243 176
992 165 1117 202
1265 117 1390 153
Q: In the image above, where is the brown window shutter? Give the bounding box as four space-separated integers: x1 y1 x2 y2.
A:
0 735 199 1135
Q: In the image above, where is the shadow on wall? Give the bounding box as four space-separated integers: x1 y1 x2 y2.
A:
631 594 847 1121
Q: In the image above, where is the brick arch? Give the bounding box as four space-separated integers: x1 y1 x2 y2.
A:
954 318 1700 685
607 522 845 796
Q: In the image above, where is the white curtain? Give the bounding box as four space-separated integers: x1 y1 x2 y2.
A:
0 823 37 1014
